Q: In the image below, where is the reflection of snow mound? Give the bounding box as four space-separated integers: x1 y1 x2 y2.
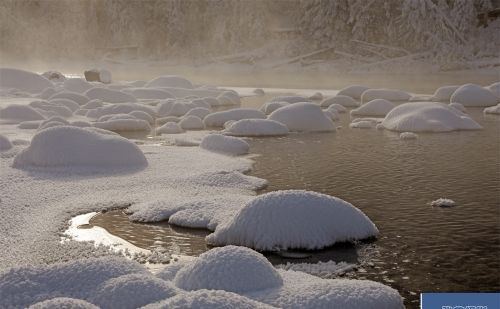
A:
200 134 249 156
320 95 358 107
382 102 482 132
337 85 370 99
0 68 53 93
450 83 497 107
174 246 283 293
361 88 411 103
224 119 289 137
207 190 378 250
28 298 99 309
269 103 335 132
204 109 266 127
351 99 395 116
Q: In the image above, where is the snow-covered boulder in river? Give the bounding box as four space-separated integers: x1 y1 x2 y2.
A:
450 83 497 107
361 88 411 103
145 75 193 89
179 115 205 130
259 101 290 114
204 109 266 127
64 78 94 93
351 99 395 116
156 122 184 134
0 68 53 93
270 95 310 103
269 103 335 132
430 85 460 102
337 85 370 99
320 95 358 107
224 119 289 137
486 82 500 100
85 87 137 103
200 134 249 156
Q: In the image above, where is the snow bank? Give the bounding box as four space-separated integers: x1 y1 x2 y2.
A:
337 85 370 99
85 87 138 103
270 95 310 103
320 95 358 107
50 91 90 105
126 88 175 100
484 103 500 114
145 75 194 89
174 246 283 293
224 119 289 137
157 122 184 134
207 190 378 250
0 134 13 151
382 102 482 132
308 92 323 100
268 103 335 132
204 109 266 127
64 78 94 93
28 298 99 309
0 104 45 122
399 132 418 140
430 85 460 102
430 198 456 207
351 99 395 116
179 115 205 130
13 126 147 169
260 101 290 114
450 83 497 107
185 107 211 119
200 134 249 156
0 68 53 93
361 88 411 103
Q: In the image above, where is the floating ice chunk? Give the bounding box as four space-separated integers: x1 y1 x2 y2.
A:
337 85 370 99
450 83 498 107
217 91 241 105
320 95 358 107
484 103 500 115
145 75 194 89
361 88 411 103
174 246 283 293
200 134 249 156
399 132 418 140
90 273 178 309
207 190 378 250
0 68 53 93
13 126 147 169
95 118 152 132
326 103 347 113
185 107 211 119
449 102 467 113
0 134 13 151
64 78 94 93
430 85 460 102
157 122 184 135
224 119 289 137
351 99 395 116
130 110 155 124
41 70 66 83
270 95 310 103
0 104 45 122
27 298 99 309
382 102 482 132
85 87 137 103
486 82 500 100
179 115 205 130
430 198 456 207
50 91 90 105
269 103 335 132
204 109 266 127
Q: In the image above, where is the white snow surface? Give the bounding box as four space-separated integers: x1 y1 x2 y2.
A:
0 68 53 93
484 103 500 114
450 83 498 107
200 134 249 156
85 87 138 103
126 88 175 100
320 95 359 107
204 108 266 127
351 99 395 116
224 119 289 137
382 102 482 132
184 107 211 119
207 190 378 250
50 91 90 105
449 102 467 113
361 88 411 103
268 103 335 132
337 85 370 99
95 118 152 132
486 82 500 99
326 103 347 113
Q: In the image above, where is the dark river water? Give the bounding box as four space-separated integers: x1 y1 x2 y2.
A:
88 93 500 308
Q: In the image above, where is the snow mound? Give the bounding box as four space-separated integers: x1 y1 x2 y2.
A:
260 101 290 114
142 289 275 309
0 68 53 93
204 109 266 127
179 115 205 130
85 87 137 103
157 116 180 125
72 120 92 127
382 102 482 132
64 78 94 93
400 132 418 140
49 98 80 111
320 95 358 107
87 103 155 119
254 88 266 96
486 82 500 99
13 126 147 169
200 134 249 156
174 246 283 293
308 92 323 100
36 87 57 100
127 88 175 100
323 109 340 121
361 88 411 103
351 99 395 116
185 107 211 119
95 117 152 132
30 100 73 117
337 85 370 99
430 198 456 207
90 273 177 309
224 119 289 137
50 91 89 105
18 120 42 129
484 103 500 114
268 103 335 132
326 103 347 113
28 298 99 309
130 110 155 124
146 75 194 89
0 104 45 122
0 134 13 151
157 122 184 134
217 91 241 105
430 85 460 102
82 99 104 109
270 96 310 103
207 190 378 250
450 83 497 107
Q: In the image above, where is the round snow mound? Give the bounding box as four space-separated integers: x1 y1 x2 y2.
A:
430 85 460 102
174 246 283 293
337 85 370 99
361 88 411 103
145 75 193 89
450 83 497 107
204 109 266 127
351 99 395 116
85 88 137 103
157 122 184 134
0 104 45 122
200 134 249 156
179 115 205 130
0 68 53 93
484 103 500 115
225 119 289 137
0 134 13 151
207 190 378 250
269 103 335 132
28 298 99 309
13 126 147 169
382 102 482 132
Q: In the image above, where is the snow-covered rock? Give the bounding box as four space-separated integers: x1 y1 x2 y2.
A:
82 99 104 109
71 120 92 127
200 134 249 156
351 99 395 116
174 246 283 293
18 120 42 129
0 134 13 151
270 96 310 103
268 103 335 132
484 103 500 114
35 87 57 100
185 107 211 119
0 104 45 122
361 88 411 103
399 132 418 140
224 119 289 137
157 116 181 125
204 109 266 127
253 88 266 96
382 102 482 132
203 97 221 107
430 85 460 102
28 298 99 309
179 115 205 130
259 101 290 114
0 68 53 93
13 126 147 169
320 95 358 107
337 85 370 99
450 83 498 107
126 88 175 100
85 87 137 103
64 78 94 93
156 122 184 134
430 198 456 207
50 91 89 105
207 190 378 250
145 75 193 89
323 109 340 121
